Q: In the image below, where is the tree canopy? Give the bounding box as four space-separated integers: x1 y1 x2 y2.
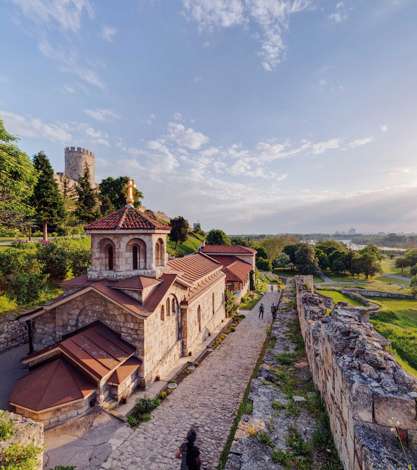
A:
99 176 143 214
31 152 65 240
206 229 231 245
75 165 99 223
169 216 189 247
0 119 37 230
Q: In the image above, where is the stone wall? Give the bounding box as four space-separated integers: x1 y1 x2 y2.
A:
295 276 417 470
0 411 44 469
32 290 144 359
0 313 28 353
348 288 414 300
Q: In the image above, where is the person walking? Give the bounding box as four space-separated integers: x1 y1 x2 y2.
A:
176 428 201 470
272 304 278 321
271 302 276 320
258 302 264 319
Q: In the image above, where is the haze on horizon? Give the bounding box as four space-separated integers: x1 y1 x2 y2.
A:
1 0 417 234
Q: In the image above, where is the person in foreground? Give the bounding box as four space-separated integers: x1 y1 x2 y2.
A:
176 428 201 470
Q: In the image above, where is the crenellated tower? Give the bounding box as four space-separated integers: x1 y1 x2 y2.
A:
64 146 96 187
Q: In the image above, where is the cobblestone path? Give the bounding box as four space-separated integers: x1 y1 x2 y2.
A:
99 289 279 470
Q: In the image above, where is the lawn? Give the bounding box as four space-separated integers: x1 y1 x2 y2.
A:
167 232 205 257
317 289 363 307
370 298 417 377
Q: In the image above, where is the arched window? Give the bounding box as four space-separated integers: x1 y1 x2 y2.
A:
172 297 176 315
160 305 165 321
212 292 215 315
155 238 164 266
129 239 147 270
132 245 138 270
197 305 202 333
166 298 170 316
107 245 114 271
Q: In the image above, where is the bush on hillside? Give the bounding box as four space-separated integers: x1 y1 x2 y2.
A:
68 247 91 277
37 242 71 281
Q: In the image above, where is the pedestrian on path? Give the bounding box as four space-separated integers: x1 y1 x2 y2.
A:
258 302 264 319
176 428 201 470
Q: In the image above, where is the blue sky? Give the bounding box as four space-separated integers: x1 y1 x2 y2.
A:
1 0 417 234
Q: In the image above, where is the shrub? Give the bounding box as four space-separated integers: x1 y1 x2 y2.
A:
256 431 273 447
128 398 160 427
0 443 41 470
256 258 271 271
271 449 291 465
7 272 47 305
0 412 14 441
37 242 71 281
69 248 91 277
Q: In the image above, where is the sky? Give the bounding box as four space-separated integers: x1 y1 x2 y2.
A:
1 0 417 234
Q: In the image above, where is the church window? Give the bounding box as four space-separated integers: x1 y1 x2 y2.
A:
212 293 215 315
132 245 138 270
197 305 202 333
155 239 164 266
160 305 165 321
107 245 114 271
166 298 170 316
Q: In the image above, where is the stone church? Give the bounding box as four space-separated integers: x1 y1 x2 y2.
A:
10 182 226 428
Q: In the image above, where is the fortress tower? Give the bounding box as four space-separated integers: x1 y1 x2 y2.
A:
64 146 96 187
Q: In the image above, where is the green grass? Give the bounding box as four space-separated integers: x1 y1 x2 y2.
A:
370 298 417 376
318 289 363 307
166 232 205 257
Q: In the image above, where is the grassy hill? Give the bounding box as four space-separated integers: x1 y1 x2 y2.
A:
167 232 205 257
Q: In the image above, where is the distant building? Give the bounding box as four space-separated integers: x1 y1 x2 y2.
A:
55 146 96 193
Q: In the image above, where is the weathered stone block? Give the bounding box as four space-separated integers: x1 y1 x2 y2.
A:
374 395 417 430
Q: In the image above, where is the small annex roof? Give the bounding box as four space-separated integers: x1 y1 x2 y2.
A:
201 244 256 255
59 323 136 380
10 357 95 412
85 206 170 231
108 356 141 386
167 253 221 285
111 276 160 291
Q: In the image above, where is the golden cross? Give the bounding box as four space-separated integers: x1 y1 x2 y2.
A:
126 178 135 205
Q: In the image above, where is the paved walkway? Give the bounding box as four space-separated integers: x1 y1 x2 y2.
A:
97 289 279 470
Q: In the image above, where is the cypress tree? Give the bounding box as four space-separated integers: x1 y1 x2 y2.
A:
31 151 65 241
75 165 99 223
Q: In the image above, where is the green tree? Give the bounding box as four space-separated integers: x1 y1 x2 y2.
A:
256 257 271 271
31 152 65 241
225 289 239 317
169 216 189 247
206 229 231 245
99 176 143 214
395 256 408 274
0 119 37 231
294 244 319 275
410 275 417 296
272 252 290 269
75 165 99 223
37 242 71 281
256 247 268 260
283 244 299 265
355 245 382 278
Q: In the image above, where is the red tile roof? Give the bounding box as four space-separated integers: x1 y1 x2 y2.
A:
167 253 221 285
10 358 95 412
59 323 136 380
201 244 256 255
85 206 170 231
111 276 160 291
223 259 252 283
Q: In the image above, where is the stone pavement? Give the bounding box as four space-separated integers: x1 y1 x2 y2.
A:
98 289 280 470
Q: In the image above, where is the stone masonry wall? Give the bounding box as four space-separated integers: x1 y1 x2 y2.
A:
32 290 144 359
0 411 44 469
0 313 28 353
295 276 417 470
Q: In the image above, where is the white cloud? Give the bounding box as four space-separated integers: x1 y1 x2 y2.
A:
381 124 389 133
0 110 72 142
39 39 105 90
12 0 93 32
167 122 209 150
329 1 349 23
348 136 374 149
311 138 340 155
84 126 110 146
183 0 311 71
84 108 120 122
101 25 117 42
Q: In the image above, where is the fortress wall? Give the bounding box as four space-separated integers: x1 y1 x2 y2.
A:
295 276 417 470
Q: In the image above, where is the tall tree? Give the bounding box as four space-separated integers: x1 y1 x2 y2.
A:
31 152 65 241
169 216 189 247
99 176 143 214
0 119 37 231
75 165 99 223
206 229 231 245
